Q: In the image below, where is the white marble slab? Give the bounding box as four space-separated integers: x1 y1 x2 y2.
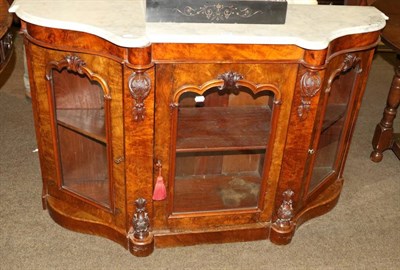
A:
9 0 387 50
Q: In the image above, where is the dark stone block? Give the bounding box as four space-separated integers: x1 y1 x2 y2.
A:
146 0 288 24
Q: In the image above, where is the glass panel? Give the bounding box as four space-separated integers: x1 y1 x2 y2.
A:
52 69 110 207
173 87 274 213
308 68 357 192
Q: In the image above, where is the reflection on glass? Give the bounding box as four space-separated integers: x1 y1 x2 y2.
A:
173 87 274 213
52 69 110 207
309 68 357 192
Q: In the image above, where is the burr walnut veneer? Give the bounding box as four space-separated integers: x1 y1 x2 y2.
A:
18 7 384 256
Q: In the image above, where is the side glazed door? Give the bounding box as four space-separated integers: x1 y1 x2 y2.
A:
28 43 126 240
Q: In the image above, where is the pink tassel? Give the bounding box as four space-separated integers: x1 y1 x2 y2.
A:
152 160 166 201
152 175 167 200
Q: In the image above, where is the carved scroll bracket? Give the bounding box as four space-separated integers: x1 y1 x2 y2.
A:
326 53 362 94
274 189 295 228
298 71 322 120
128 71 151 121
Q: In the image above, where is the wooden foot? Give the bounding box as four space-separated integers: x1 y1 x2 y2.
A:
128 233 154 257
270 223 296 245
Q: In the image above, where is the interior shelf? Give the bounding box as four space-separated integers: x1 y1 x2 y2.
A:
173 172 261 213
176 106 271 153
62 180 109 207
56 109 106 143
321 104 347 133
309 166 334 191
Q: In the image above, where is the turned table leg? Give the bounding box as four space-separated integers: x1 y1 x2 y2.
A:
370 64 400 162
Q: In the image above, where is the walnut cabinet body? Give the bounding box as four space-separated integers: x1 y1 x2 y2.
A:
23 22 379 256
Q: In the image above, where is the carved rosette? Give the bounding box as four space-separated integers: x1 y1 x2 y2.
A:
128 72 151 121
176 4 263 22
217 71 244 91
298 71 322 120
275 189 295 228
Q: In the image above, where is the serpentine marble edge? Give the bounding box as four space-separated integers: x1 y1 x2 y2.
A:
9 0 387 50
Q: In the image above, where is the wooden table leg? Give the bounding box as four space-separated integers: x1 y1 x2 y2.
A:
370 64 400 162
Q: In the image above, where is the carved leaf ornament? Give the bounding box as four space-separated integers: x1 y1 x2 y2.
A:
297 54 362 120
217 71 244 90
171 71 282 107
128 72 151 121
45 55 111 99
298 71 322 120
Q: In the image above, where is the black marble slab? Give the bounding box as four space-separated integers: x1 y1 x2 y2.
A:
146 0 287 24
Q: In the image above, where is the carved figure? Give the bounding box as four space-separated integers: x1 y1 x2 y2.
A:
275 189 294 228
132 198 150 240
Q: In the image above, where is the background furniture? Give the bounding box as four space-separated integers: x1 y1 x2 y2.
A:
370 0 400 161
11 1 385 257
0 0 13 73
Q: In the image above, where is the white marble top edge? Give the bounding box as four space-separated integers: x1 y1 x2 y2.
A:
9 0 387 50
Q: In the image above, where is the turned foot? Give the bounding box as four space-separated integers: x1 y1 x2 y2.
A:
370 149 383 162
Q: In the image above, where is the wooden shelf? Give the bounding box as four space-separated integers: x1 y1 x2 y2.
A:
173 172 261 213
309 166 333 192
62 179 109 207
56 109 106 143
176 106 271 153
321 104 347 134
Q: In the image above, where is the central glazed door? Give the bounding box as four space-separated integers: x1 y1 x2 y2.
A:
154 63 297 231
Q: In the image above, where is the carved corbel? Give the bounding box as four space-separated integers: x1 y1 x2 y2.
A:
128 71 151 121
298 71 322 120
127 198 154 256
325 53 362 93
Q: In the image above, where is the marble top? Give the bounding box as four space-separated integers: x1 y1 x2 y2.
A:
9 0 387 50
